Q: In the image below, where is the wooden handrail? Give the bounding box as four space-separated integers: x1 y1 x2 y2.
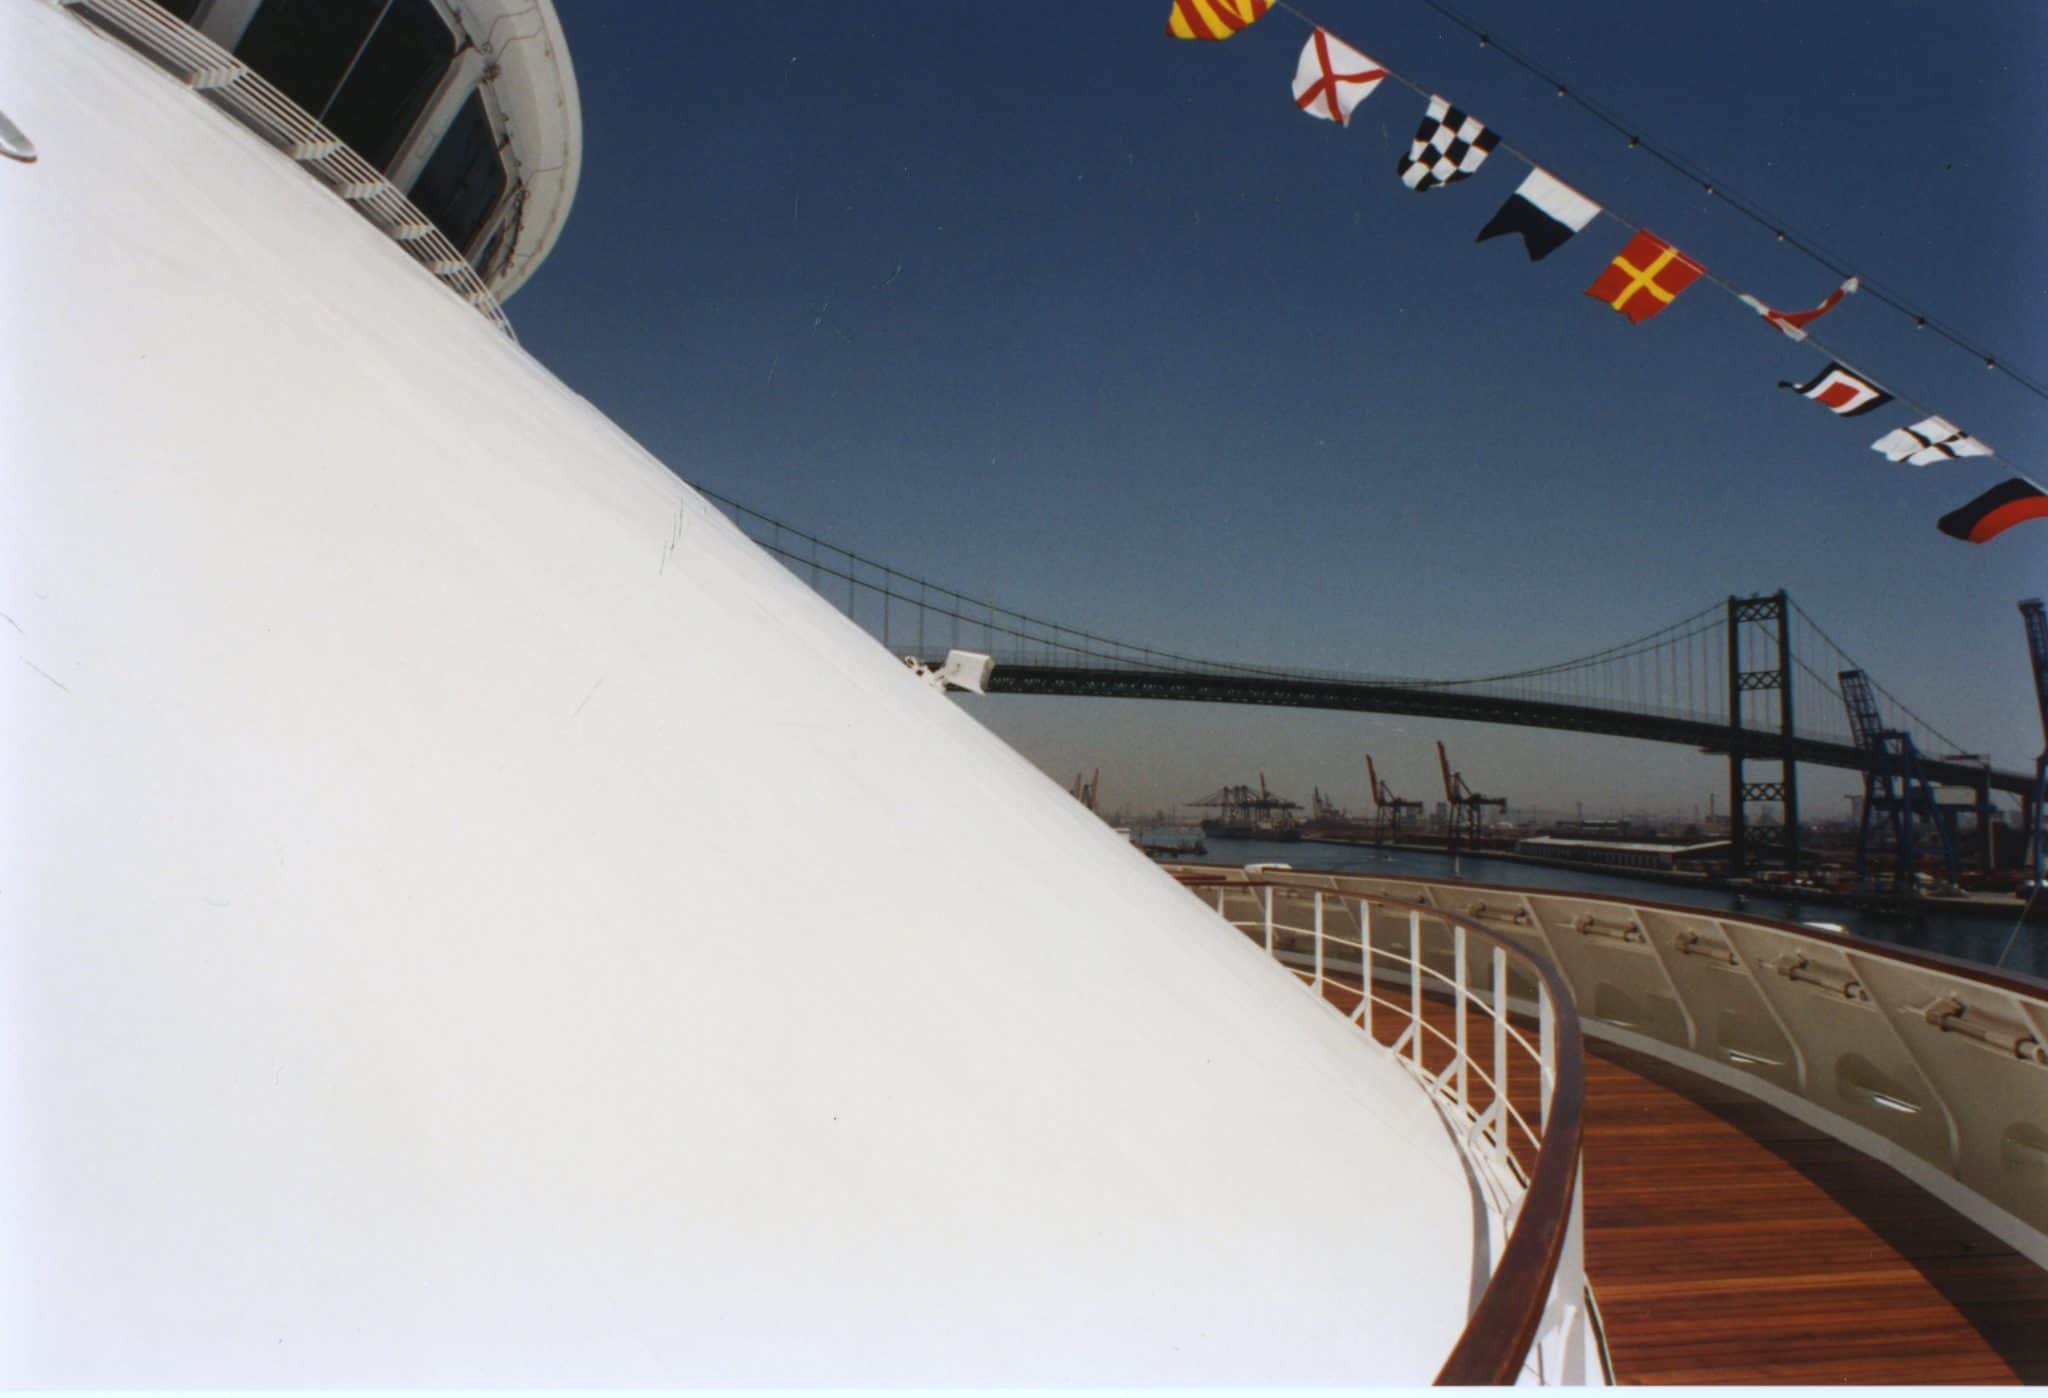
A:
1433 944 1584 1386
1173 872 1589 1385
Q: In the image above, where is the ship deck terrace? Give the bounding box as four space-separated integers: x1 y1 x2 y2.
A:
1329 981 2048 1384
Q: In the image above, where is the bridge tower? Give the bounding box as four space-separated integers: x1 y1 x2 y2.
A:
2020 599 2048 884
1840 670 1956 892
1725 591 1800 878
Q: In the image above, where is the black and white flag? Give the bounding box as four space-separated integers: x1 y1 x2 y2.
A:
1398 96 1499 191
1872 415 1994 466
1475 167 1600 260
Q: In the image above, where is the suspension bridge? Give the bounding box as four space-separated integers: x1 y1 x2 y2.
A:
698 487 2034 874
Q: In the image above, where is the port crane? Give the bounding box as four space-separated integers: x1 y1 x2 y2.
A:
1838 669 1956 893
1437 741 1506 855
1365 754 1423 844
1187 773 1302 839
2022 599 2048 885
1068 768 1100 812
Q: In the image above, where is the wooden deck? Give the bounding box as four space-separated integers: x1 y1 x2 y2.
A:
1580 1037 2048 1386
1312 976 2048 1385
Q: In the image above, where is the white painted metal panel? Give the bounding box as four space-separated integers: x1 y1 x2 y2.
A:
1209 867 2048 1269
0 3 1475 1384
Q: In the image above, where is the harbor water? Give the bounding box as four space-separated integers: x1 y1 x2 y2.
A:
1171 834 2048 981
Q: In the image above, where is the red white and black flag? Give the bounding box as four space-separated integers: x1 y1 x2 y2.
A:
1938 477 2048 544
1292 29 1386 125
1476 167 1601 261
1781 362 1891 417
1739 277 1858 341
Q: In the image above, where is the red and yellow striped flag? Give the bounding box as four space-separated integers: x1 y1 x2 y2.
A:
1166 0 1272 40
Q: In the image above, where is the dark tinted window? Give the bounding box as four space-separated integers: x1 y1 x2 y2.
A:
323 0 457 170
148 0 202 20
234 0 382 119
409 92 507 254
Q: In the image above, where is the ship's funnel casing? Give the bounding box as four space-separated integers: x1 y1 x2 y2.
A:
1 2 1475 1383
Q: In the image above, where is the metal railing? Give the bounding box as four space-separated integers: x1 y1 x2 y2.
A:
1180 864 2048 1277
1172 871 1600 1386
52 0 515 337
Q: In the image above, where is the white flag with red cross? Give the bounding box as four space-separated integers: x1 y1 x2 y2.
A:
1292 29 1387 126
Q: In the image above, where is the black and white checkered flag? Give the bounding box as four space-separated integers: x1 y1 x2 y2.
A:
1399 95 1499 192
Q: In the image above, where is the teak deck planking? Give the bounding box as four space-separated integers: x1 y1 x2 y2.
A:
1307 974 2047 1385
1581 1038 2047 1385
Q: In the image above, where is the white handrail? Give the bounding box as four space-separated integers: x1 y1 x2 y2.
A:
1181 863 2048 1273
1175 873 1602 1386
52 0 516 338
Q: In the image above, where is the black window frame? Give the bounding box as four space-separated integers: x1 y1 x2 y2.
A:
231 0 386 124
407 89 511 256
321 0 460 172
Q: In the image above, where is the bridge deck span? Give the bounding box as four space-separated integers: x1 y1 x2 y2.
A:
974 663 2034 797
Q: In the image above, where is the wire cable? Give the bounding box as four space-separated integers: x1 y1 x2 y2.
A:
1267 0 2047 494
1789 599 1968 753
1385 0 2048 403
1995 883 2038 969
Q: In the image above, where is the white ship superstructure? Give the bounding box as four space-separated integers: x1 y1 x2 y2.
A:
0 0 1499 1383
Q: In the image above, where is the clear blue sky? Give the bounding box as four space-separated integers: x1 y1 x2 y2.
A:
510 0 2047 820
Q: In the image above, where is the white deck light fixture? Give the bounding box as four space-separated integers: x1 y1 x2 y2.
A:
906 648 994 694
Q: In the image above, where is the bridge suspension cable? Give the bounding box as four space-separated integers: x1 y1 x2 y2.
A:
695 483 1983 764
1428 604 1725 689
696 484 1308 680
1784 599 1969 758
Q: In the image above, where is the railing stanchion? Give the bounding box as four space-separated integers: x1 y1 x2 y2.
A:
1409 909 1424 1072
1313 891 1325 995
1361 899 1374 1036
1493 944 1509 1173
1163 868 1591 1387
1454 922 1470 1115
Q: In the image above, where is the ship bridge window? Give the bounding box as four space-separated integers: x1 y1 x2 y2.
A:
322 0 457 171
232 0 385 121
146 0 201 20
408 91 508 254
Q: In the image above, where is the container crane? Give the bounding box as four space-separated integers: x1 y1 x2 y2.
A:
1068 768 1100 813
1437 741 1506 855
1839 669 1955 893
1365 754 1422 844
1310 787 1346 823
2021 599 2048 884
1186 774 1302 841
